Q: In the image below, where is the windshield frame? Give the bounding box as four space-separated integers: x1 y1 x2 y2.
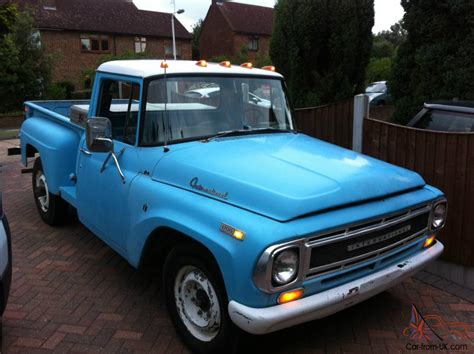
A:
138 73 295 147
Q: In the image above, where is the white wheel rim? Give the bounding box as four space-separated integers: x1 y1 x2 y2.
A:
174 265 221 342
35 173 49 212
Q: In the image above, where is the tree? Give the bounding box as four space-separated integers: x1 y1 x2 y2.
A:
377 20 407 47
371 37 395 59
0 3 51 113
366 57 392 83
191 19 203 60
391 0 474 123
270 0 374 108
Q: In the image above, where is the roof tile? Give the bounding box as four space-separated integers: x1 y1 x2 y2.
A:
18 0 191 39
217 1 273 36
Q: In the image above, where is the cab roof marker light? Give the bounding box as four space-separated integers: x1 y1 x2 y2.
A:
262 65 276 72
220 61 232 68
196 60 208 67
241 62 253 69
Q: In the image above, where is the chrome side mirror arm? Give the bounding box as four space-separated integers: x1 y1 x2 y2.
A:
97 138 126 184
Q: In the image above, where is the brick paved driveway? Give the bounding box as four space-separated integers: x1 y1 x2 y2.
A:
1 139 473 353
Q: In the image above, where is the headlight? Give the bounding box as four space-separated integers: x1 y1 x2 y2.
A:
272 248 299 286
431 202 447 230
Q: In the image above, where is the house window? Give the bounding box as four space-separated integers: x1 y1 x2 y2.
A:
80 34 110 53
165 44 181 59
248 37 259 51
43 0 56 10
135 37 147 53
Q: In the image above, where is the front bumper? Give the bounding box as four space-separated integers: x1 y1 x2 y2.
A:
0 214 12 316
229 241 443 334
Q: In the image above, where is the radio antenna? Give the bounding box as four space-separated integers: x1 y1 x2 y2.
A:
161 61 170 153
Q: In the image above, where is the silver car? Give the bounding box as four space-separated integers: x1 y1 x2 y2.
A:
0 193 12 316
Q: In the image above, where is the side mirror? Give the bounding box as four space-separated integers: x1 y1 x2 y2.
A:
86 117 113 153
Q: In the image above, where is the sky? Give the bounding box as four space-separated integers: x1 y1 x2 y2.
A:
133 0 405 33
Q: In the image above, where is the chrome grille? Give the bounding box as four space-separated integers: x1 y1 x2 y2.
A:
304 204 431 278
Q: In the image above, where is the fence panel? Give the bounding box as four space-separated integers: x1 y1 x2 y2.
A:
293 99 353 149
363 118 474 266
293 100 474 267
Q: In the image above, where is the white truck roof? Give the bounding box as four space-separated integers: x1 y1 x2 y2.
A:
97 60 283 79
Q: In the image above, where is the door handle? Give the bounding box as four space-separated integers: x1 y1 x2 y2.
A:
80 147 92 156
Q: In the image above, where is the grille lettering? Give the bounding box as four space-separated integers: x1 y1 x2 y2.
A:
347 225 412 252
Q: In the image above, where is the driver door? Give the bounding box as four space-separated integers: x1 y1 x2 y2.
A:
76 77 142 254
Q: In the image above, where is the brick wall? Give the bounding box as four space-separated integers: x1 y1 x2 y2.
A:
199 4 271 62
233 34 271 61
199 5 234 60
41 30 192 89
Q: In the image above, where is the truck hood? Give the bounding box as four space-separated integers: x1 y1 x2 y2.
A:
152 134 425 221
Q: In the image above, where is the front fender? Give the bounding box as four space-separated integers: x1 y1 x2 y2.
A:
126 175 291 308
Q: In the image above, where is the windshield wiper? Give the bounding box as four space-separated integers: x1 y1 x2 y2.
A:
202 127 297 143
201 129 250 143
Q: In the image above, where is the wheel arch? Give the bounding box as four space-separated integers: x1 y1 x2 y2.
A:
139 226 227 292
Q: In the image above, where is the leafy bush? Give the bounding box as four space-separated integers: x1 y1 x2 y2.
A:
366 57 392 83
270 0 375 108
80 51 152 90
71 90 92 100
44 81 75 100
0 4 52 112
209 55 231 63
391 0 474 124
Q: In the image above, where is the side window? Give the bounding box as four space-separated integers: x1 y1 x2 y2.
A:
97 80 141 145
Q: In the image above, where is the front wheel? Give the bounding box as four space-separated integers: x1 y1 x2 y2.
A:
163 245 237 354
32 158 68 226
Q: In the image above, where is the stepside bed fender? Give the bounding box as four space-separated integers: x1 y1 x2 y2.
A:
20 116 83 194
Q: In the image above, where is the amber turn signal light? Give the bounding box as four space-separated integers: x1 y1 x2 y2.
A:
424 235 436 248
196 60 208 67
278 288 304 304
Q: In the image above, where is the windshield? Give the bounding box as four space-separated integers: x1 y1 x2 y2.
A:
140 76 294 145
365 82 386 93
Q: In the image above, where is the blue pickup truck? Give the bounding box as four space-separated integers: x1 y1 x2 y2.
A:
17 60 446 353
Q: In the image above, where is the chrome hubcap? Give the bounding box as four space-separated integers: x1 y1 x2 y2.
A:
174 266 221 342
35 173 49 212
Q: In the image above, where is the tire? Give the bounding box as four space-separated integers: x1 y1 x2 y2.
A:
32 157 68 226
163 244 238 354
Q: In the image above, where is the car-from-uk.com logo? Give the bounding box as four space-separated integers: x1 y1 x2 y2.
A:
403 304 471 351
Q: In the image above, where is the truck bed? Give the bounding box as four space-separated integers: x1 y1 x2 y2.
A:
28 100 90 118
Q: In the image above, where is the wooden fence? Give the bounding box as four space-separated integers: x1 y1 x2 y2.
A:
294 99 353 149
293 101 474 267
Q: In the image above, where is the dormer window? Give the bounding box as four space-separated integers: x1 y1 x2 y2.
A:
43 0 56 10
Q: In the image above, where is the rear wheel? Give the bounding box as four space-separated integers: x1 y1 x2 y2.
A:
163 244 238 354
32 158 68 225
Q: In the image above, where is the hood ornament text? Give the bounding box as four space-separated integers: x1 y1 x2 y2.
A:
190 177 229 200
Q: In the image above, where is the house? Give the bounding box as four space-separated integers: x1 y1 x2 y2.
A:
14 0 192 89
199 0 273 62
